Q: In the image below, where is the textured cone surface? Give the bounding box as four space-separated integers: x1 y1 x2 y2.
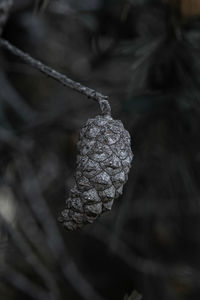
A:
59 114 133 230
0 0 12 36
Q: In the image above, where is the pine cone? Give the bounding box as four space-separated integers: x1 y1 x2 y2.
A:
0 0 12 36
59 113 133 230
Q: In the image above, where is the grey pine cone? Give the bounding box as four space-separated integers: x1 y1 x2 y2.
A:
0 0 12 36
59 114 133 230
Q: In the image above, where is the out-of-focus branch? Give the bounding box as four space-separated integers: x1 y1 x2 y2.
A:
0 128 99 300
0 38 111 115
0 214 61 300
1 264 49 300
34 0 50 13
0 0 13 36
16 157 106 300
123 290 142 300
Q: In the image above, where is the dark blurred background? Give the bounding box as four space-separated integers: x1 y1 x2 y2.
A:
1 0 200 299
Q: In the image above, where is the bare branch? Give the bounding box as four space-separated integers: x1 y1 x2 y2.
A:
0 38 111 115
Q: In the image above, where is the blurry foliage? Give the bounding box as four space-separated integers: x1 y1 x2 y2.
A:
0 0 200 300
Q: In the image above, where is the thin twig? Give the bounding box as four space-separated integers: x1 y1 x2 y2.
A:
0 38 111 115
